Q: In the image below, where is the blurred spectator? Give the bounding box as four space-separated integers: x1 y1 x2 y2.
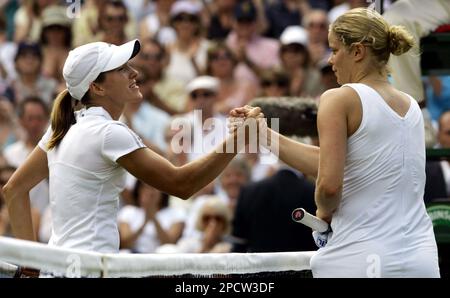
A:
139 0 177 46
118 181 185 253
13 0 58 43
318 58 340 91
259 69 290 97
425 76 450 126
328 0 370 23
383 0 450 150
425 110 450 203
232 163 317 252
225 0 280 85
181 159 249 241
0 164 40 239
244 152 278 182
3 96 49 214
0 98 21 153
303 9 330 66
40 5 72 88
1 0 19 41
72 0 137 47
179 75 227 162
6 42 57 105
207 0 237 41
264 0 310 39
0 16 17 87
384 0 450 104
279 26 322 97
135 38 187 115
217 158 250 210
205 42 257 115
165 0 210 86
123 0 154 22
175 197 232 253
98 0 131 45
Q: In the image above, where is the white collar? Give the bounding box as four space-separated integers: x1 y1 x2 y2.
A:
76 106 114 121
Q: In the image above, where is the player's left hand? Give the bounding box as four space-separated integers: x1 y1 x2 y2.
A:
312 229 332 248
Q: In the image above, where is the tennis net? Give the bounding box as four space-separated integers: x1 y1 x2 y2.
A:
0 237 314 278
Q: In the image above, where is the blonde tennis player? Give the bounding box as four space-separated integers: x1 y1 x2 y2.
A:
3 39 259 253
232 8 440 277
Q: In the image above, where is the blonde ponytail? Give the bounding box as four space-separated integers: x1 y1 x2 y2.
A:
47 89 76 150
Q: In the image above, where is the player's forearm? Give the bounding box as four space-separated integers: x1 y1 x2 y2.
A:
314 183 341 218
2 189 36 241
267 128 320 177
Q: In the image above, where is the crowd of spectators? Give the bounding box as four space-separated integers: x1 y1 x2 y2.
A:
1 0 448 255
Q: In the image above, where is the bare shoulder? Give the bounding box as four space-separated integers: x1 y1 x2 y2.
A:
319 87 360 110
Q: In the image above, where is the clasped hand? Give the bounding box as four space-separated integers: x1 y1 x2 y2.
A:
227 105 265 134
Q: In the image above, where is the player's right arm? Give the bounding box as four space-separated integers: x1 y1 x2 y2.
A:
118 108 262 200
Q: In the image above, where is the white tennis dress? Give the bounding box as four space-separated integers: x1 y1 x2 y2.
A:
310 83 440 278
38 107 145 253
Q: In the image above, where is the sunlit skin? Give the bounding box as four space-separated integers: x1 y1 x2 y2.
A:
327 32 355 85
89 62 143 120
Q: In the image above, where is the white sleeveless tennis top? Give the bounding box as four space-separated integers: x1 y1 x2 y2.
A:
310 83 440 277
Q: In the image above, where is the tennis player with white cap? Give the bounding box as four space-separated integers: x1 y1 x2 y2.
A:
2 39 260 253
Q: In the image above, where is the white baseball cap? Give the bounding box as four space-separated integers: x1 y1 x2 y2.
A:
170 0 202 17
186 76 219 94
280 26 308 46
63 39 141 100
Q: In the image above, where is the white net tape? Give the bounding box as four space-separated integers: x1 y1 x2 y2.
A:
0 237 314 278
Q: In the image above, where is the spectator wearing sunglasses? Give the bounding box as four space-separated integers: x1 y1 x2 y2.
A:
134 38 186 115
98 0 131 45
205 43 257 115
174 75 228 163
225 1 280 86
259 69 290 98
169 196 232 253
303 9 330 66
73 0 137 47
279 26 323 97
165 1 211 86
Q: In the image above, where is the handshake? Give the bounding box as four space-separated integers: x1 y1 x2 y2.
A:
227 105 266 134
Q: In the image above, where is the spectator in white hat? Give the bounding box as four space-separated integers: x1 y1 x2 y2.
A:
3 39 261 253
40 5 73 88
279 25 323 97
176 75 229 162
165 0 211 86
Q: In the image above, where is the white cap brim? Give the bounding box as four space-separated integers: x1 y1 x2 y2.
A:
103 39 140 72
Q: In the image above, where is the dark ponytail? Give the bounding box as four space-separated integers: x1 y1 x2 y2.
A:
47 89 76 150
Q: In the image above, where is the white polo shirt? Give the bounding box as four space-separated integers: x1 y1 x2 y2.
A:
38 107 145 253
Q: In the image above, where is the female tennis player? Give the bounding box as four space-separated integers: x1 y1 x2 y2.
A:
3 39 260 253
232 8 440 277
